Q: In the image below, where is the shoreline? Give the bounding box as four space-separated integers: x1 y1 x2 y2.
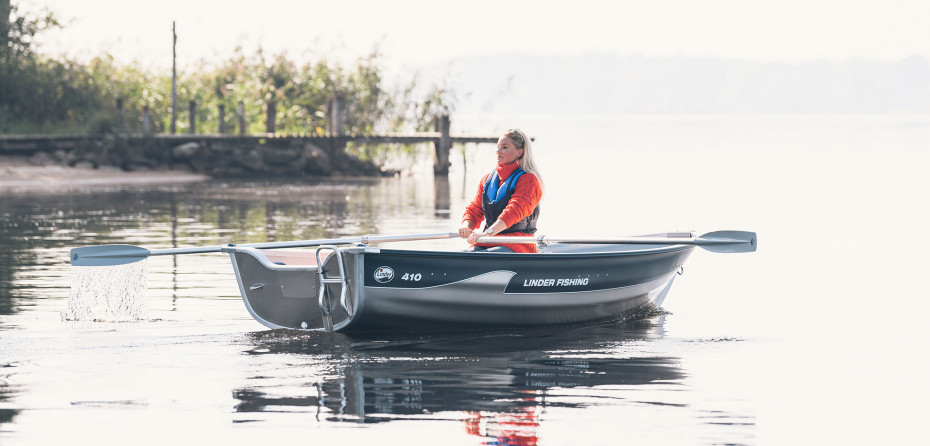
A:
0 155 210 193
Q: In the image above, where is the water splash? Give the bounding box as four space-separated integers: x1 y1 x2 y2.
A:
62 260 148 322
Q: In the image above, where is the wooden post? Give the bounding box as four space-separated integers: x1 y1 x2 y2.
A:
170 21 177 134
237 101 246 135
116 97 124 130
188 100 196 134
433 114 451 175
265 99 276 134
218 104 226 134
326 95 345 136
327 95 346 157
142 105 151 135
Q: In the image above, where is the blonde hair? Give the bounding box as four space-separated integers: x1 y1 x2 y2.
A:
503 128 542 185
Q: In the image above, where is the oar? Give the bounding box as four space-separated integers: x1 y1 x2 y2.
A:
70 232 459 266
475 230 757 253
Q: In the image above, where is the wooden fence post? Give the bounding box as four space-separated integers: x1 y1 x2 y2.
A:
237 101 247 135
116 97 124 130
170 21 177 134
327 95 346 156
218 104 226 134
188 100 196 134
142 105 151 135
265 100 276 134
433 114 451 175
327 95 345 136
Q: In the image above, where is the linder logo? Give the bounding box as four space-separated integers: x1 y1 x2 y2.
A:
374 266 394 283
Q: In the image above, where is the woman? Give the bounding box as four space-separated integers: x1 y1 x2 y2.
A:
458 128 542 253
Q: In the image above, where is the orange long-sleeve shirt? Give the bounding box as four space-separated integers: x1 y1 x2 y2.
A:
462 162 542 253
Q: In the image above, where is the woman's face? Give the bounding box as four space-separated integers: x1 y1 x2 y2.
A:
496 136 524 165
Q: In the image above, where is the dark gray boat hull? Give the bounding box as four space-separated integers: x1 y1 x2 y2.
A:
228 243 694 332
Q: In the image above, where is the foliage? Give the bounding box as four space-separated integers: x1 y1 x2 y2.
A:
0 1 456 165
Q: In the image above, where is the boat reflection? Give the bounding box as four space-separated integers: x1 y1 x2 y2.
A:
234 316 682 444
0 372 20 426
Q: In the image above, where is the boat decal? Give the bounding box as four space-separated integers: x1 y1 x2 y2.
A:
523 277 590 287
373 266 395 283
367 270 516 291
362 249 692 294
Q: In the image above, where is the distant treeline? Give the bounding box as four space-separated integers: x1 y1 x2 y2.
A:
0 2 454 147
452 53 930 115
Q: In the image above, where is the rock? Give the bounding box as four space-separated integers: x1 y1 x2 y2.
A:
172 142 200 160
302 143 332 175
124 144 153 168
264 147 300 165
63 151 82 166
234 149 265 172
188 152 210 172
53 150 68 163
124 164 153 172
281 153 307 173
29 152 55 166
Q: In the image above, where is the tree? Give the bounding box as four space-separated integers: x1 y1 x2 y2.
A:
0 0 457 165
0 2 66 131
1 0 11 47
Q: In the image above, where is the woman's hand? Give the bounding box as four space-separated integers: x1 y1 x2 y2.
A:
458 220 475 239
466 229 495 245
460 220 500 244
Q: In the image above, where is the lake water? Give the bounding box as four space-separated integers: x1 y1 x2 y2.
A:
1 114 928 445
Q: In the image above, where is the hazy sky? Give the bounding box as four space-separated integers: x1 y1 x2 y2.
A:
24 0 930 71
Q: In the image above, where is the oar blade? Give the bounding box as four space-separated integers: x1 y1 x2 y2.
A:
695 231 757 253
70 245 151 266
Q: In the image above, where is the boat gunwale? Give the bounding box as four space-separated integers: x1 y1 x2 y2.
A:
228 243 695 270
228 246 696 292
368 243 695 260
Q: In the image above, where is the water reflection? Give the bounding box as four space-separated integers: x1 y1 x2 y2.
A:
433 175 450 218
234 317 680 444
0 365 20 426
0 249 21 316
0 177 443 317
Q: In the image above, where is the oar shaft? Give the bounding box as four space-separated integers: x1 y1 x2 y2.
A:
153 232 459 254
71 232 460 266
476 230 756 253
474 236 697 245
148 246 224 256
238 232 458 250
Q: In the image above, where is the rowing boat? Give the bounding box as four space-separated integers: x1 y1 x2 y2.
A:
69 230 756 332
223 232 753 332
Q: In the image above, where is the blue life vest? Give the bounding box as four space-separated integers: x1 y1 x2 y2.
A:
481 168 539 235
